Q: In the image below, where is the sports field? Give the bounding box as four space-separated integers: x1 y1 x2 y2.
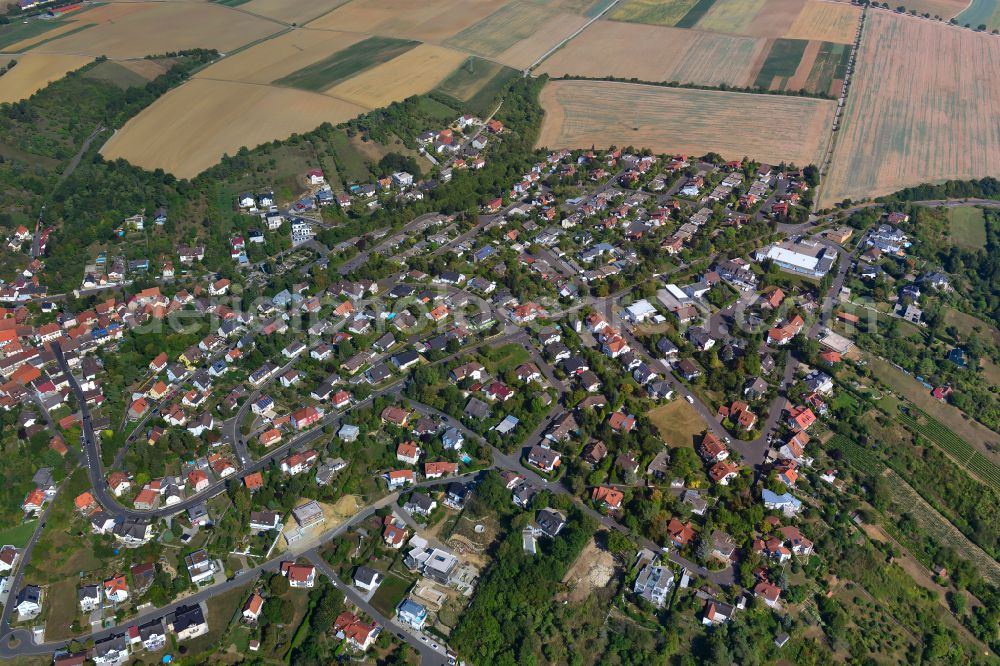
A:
947 207 988 249
29 2 281 59
325 43 468 108
537 20 764 87
101 78 367 178
0 54 92 103
538 79 836 167
820 12 1000 206
195 30 368 85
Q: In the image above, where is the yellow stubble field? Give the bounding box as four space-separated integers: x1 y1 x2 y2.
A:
538 79 836 167
30 2 281 59
783 0 861 44
820 11 1000 206
239 0 350 26
101 78 367 178
0 54 92 103
306 0 507 43
537 20 765 87
324 43 468 108
194 29 366 85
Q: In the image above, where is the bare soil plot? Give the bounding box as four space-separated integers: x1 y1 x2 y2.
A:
784 0 861 44
538 80 836 165
194 29 366 85
306 0 505 43
537 20 764 87
559 537 617 603
695 0 767 34
324 43 468 108
31 2 281 59
820 12 1000 207
0 54 91 103
609 0 701 25
647 399 707 448
240 0 349 25
101 78 367 178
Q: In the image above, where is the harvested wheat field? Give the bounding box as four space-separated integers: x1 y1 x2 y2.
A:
537 21 764 87
101 79 367 178
538 80 835 167
695 0 767 35
195 29 365 85
307 0 505 43
0 54 91 103
445 0 566 57
32 2 280 59
495 13 590 69
820 12 1000 207
784 1 861 44
240 0 349 25
325 43 467 107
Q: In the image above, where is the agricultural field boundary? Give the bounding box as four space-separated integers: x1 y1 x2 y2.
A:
883 470 1000 586
896 408 1000 491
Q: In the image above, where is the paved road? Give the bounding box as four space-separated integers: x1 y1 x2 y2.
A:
0 470 479 659
0 481 65 641
307 552 450 665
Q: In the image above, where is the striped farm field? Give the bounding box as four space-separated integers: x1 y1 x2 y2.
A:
537 20 765 87
29 2 281 59
101 79 367 178
695 0 767 35
784 0 861 44
896 407 1000 492
537 80 836 166
324 43 468 108
884 470 1000 586
820 11 1000 206
0 54 92 103
444 0 589 65
194 30 369 86
609 0 702 25
305 0 504 43
828 434 885 476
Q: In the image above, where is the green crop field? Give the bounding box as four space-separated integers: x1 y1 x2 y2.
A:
675 0 718 28
274 36 418 91
445 1 551 56
753 38 808 89
609 0 701 25
0 17 75 50
884 470 1000 586
957 0 1000 30
947 206 987 249
436 57 518 115
828 434 885 476
804 41 850 96
896 407 1000 492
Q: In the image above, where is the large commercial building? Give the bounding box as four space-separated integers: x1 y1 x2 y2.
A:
755 239 837 278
